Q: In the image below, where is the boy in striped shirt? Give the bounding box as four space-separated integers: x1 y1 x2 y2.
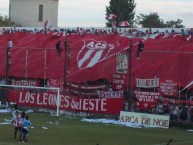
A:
12 111 22 139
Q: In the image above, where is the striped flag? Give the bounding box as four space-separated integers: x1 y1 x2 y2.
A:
106 14 117 20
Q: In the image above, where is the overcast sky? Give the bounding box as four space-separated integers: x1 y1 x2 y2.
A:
0 0 193 27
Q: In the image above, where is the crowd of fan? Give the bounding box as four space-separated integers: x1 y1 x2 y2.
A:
1 27 193 38
129 98 193 124
155 101 193 124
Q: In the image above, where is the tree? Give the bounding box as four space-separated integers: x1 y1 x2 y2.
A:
136 12 165 28
136 12 185 28
165 19 185 28
106 0 136 27
0 15 15 27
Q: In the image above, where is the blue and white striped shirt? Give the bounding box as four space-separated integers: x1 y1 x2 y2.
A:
22 119 32 130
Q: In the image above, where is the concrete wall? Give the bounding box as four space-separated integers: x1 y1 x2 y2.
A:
9 0 59 27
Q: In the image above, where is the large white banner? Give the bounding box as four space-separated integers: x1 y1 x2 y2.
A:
116 53 128 74
120 111 170 128
136 78 159 88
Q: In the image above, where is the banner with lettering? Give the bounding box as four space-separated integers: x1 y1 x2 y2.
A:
136 78 159 88
159 80 178 96
47 78 64 91
116 53 128 74
47 78 106 97
163 98 193 106
111 73 127 91
8 90 124 114
1 33 193 90
120 111 170 128
97 88 123 98
11 79 40 87
134 91 159 110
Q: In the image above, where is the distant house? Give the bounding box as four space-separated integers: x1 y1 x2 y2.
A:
9 0 59 27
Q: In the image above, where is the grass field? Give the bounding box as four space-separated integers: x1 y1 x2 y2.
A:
1 112 193 145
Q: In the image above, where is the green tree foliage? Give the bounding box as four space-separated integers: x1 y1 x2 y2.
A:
136 12 165 28
165 19 185 28
106 0 136 27
136 12 185 28
0 15 15 27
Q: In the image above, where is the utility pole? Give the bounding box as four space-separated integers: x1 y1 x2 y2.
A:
6 39 12 84
128 39 133 98
63 38 69 91
125 39 133 111
5 47 9 84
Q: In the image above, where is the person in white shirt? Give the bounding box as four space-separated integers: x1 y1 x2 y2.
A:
8 39 13 49
12 111 22 139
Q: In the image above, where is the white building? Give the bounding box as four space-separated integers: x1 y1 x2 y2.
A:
9 0 59 27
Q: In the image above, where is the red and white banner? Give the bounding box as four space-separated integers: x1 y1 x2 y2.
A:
1 33 193 90
47 78 106 96
159 80 178 96
8 90 123 114
136 78 159 88
163 98 193 106
111 73 127 90
134 91 159 110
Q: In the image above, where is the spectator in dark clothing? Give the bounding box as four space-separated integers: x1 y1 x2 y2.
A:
56 40 62 56
137 40 144 59
180 105 188 122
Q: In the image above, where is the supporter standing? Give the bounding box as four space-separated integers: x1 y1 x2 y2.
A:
8 39 13 49
64 38 69 49
173 104 179 122
187 106 192 123
169 103 175 121
179 104 188 122
56 40 62 56
137 40 144 60
156 101 164 115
